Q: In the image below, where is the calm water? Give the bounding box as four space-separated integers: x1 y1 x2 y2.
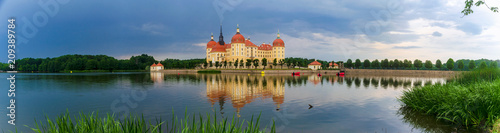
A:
0 72 479 132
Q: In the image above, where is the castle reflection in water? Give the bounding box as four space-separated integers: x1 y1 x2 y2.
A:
203 74 285 117
150 72 445 117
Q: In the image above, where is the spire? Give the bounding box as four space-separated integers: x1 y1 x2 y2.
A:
236 24 240 34
211 33 214 41
277 29 281 39
218 25 225 45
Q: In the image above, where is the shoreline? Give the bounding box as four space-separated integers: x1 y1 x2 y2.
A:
157 69 462 77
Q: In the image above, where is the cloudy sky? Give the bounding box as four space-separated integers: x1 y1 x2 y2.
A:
0 0 499 62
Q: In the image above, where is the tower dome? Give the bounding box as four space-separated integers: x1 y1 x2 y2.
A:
207 33 217 48
231 24 245 43
272 30 285 47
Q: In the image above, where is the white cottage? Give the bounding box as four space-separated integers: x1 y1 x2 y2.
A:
150 63 164 71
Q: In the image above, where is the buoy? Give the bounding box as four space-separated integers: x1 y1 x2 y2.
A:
261 71 265 74
248 74 250 76
70 71 72 73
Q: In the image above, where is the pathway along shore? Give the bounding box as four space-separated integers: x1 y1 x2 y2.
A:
156 69 461 77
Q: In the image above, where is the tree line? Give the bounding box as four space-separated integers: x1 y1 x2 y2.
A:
0 54 205 72
202 57 335 69
343 58 499 70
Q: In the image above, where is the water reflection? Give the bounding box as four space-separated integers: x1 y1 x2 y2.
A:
203 74 285 117
397 107 484 133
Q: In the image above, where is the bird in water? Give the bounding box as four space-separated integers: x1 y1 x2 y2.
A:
308 104 313 109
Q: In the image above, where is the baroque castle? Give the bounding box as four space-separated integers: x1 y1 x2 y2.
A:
206 25 285 64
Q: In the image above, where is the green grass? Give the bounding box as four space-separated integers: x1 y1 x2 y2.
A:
23 110 275 133
400 68 500 130
197 70 222 73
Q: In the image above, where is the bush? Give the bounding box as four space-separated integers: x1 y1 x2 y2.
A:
197 70 222 73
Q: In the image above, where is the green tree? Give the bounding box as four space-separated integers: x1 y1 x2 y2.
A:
381 59 389 69
393 59 400 69
240 59 244 67
215 61 220 69
223 61 227 69
228 61 232 69
468 60 476 70
279 59 284 69
203 62 208 68
435 59 442 70
404 59 412 69
389 60 394 69
461 0 498 16
273 58 277 69
285 58 292 69
253 59 259 69
246 59 252 69
424 60 433 69
457 60 464 70
210 62 213 67
354 59 362 69
262 58 268 70
85 59 99 70
446 58 454 70
346 59 353 68
490 61 498 68
479 61 488 69
234 59 239 68
371 59 380 69
363 59 370 68
414 59 423 70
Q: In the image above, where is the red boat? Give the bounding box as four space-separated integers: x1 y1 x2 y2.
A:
292 72 300 76
336 72 345 76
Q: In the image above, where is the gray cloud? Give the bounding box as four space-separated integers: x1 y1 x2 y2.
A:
432 31 442 37
367 32 420 44
392 46 421 49
457 22 482 35
430 22 452 28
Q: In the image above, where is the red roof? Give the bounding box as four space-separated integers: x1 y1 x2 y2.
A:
272 38 284 47
210 43 226 52
245 39 258 47
309 60 322 65
207 40 217 49
329 62 338 66
258 43 273 50
151 63 157 67
156 62 164 66
231 33 245 43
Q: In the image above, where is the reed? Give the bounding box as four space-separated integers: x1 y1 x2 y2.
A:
24 110 275 133
400 68 500 130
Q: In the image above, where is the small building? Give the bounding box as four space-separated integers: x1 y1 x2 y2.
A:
329 62 339 69
150 62 164 71
308 60 322 70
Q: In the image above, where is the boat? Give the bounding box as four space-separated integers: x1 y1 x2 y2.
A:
336 72 345 76
292 72 300 76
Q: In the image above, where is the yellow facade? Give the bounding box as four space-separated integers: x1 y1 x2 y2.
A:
206 25 285 66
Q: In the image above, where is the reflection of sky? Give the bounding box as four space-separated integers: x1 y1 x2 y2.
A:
0 73 453 132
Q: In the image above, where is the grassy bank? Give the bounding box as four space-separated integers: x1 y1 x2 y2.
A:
24 110 274 133
197 70 221 73
400 68 500 131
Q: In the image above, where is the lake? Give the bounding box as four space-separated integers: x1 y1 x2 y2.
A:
0 72 481 132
